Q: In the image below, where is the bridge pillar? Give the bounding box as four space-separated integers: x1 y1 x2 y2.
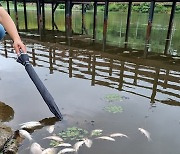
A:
93 1 97 42
103 0 109 51
144 1 155 57
65 0 72 45
42 0 45 30
125 1 132 49
14 0 19 30
36 0 42 32
23 0 28 30
6 0 10 15
164 2 176 55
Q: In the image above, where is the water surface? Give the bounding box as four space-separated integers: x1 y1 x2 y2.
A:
0 6 180 154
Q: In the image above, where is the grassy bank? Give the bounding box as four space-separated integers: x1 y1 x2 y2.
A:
1 1 180 14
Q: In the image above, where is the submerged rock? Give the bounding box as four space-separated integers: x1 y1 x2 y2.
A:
0 122 13 152
0 101 16 153
0 130 24 154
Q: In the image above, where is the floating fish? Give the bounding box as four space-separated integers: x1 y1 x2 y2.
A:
138 128 151 141
46 125 55 134
110 133 129 138
20 121 41 129
43 136 63 142
96 136 115 141
58 148 75 154
30 142 43 154
73 140 85 152
55 143 72 147
83 138 93 148
19 129 32 141
42 148 57 154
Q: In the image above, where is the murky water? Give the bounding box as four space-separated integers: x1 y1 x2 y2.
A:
0 6 180 154
0 32 180 153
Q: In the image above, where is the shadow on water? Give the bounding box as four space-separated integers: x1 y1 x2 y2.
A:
0 101 14 122
0 32 180 154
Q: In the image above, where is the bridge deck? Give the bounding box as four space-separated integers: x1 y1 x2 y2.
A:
2 0 176 3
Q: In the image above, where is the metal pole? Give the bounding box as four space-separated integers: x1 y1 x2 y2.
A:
124 2 132 48
36 0 42 32
6 0 10 15
164 2 176 55
52 2 54 30
14 0 19 30
65 0 72 45
81 3 88 35
103 0 109 51
82 4 85 34
23 0 28 30
42 0 45 30
93 1 97 42
144 1 155 57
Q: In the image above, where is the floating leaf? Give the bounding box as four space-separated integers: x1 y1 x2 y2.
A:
91 129 103 136
103 105 123 113
104 94 123 102
59 127 88 141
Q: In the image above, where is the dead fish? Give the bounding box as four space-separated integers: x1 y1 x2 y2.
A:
55 143 72 147
20 121 41 129
110 133 129 138
83 138 93 148
43 136 63 142
138 128 151 141
42 148 57 154
73 140 85 152
58 148 75 154
19 129 32 141
96 136 115 141
46 125 55 134
30 142 43 154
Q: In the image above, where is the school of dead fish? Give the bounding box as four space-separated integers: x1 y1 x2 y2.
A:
18 121 152 154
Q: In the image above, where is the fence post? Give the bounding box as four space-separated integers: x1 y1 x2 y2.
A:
164 2 176 55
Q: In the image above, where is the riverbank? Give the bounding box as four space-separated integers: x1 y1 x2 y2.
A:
1 1 180 14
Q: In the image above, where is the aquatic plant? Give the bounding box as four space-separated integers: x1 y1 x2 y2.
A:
49 128 103 147
103 105 123 113
104 94 123 102
91 129 103 137
58 127 89 141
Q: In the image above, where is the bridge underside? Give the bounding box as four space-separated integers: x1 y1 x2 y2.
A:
2 0 176 3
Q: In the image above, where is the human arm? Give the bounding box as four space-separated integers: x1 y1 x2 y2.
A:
0 7 26 54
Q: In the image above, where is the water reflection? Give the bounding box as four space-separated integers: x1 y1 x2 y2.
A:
0 37 179 106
